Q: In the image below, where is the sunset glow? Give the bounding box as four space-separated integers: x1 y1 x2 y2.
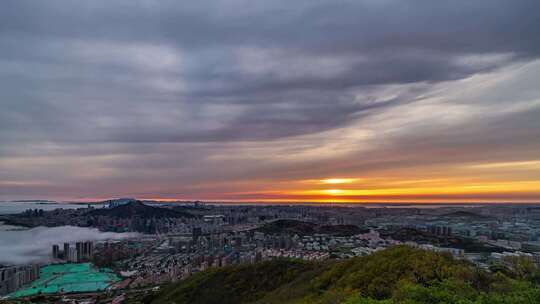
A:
289 181 540 200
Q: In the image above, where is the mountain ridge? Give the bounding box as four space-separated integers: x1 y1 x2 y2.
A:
87 200 195 219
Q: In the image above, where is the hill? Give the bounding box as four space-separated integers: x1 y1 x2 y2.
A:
441 211 494 220
87 200 194 219
136 246 540 304
386 228 505 253
256 219 368 236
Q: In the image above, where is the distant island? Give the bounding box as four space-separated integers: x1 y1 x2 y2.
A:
10 200 56 203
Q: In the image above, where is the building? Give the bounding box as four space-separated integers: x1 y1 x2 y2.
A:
76 242 83 261
428 225 452 236
78 241 94 260
67 247 78 263
52 244 60 259
63 243 70 259
82 241 94 258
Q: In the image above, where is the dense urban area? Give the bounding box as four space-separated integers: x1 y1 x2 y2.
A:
2 199 540 303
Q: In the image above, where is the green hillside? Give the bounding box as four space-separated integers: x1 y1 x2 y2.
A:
256 219 368 236
140 246 540 304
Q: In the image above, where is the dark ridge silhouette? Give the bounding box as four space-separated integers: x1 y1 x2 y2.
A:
87 200 194 219
441 210 494 219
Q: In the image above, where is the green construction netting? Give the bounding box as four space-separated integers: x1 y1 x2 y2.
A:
9 263 121 298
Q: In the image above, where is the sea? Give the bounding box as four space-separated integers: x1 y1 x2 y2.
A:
0 201 82 215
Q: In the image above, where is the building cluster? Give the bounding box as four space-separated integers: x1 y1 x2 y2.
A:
52 241 94 263
489 251 540 266
104 227 409 287
0 265 40 296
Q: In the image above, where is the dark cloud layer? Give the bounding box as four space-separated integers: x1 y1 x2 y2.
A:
1 1 540 200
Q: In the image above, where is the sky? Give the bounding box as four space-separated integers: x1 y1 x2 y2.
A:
1 0 540 203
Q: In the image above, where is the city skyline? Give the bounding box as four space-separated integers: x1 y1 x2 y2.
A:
1 1 540 203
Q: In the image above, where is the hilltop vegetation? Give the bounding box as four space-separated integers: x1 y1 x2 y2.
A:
138 246 540 304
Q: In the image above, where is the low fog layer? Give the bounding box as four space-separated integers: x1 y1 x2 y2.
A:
0 225 137 265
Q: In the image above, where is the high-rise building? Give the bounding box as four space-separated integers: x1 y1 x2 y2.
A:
67 247 78 263
87 241 94 258
76 242 83 261
428 225 452 236
52 244 60 259
63 243 70 259
82 242 88 257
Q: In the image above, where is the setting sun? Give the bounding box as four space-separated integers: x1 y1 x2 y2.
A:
323 189 346 195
